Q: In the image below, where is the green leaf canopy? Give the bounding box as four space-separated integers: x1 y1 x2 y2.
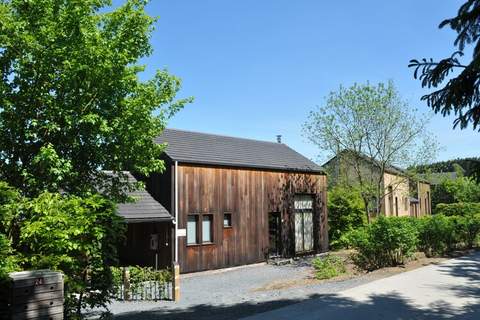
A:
0 0 192 197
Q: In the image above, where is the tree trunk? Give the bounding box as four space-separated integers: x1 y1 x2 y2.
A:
363 198 371 224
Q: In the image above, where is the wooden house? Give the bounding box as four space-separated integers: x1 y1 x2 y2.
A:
121 129 328 273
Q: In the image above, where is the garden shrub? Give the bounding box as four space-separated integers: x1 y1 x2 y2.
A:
450 214 480 249
311 255 346 280
350 217 418 270
435 202 480 216
416 215 458 256
18 192 126 319
0 235 18 280
0 181 21 280
111 266 172 300
415 213 480 256
328 186 366 249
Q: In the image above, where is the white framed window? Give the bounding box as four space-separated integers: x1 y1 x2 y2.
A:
202 214 213 243
187 215 199 245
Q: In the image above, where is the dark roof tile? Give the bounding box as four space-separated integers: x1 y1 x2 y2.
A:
155 129 324 173
105 171 172 222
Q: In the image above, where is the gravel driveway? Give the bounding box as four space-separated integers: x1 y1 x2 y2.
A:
107 259 384 320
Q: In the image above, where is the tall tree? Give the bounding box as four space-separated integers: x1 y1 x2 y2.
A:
0 0 192 198
304 82 438 222
409 0 480 130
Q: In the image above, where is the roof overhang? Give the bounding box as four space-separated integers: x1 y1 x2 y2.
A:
121 216 173 224
169 158 325 174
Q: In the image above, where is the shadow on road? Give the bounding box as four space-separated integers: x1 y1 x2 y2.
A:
112 292 480 320
112 252 480 320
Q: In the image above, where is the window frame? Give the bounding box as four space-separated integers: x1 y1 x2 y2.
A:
186 214 200 245
186 213 215 247
202 214 214 244
223 212 233 228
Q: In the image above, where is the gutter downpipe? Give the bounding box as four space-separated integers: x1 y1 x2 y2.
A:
174 161 179 262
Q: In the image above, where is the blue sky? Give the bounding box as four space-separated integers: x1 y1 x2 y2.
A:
126 0 477 164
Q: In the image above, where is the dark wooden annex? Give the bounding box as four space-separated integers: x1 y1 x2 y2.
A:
144 129 328 273
116 172 173 269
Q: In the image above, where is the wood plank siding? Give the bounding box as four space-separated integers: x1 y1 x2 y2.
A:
176 164 328 273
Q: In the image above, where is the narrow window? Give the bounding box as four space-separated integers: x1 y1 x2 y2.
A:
223 213 232 228
395 197 399 216
202 215 213 243
187 215 199 245
427 191 431 214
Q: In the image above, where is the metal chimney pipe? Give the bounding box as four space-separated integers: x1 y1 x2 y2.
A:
276 135 282 143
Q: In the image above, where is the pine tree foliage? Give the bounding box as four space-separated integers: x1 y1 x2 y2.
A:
409 0 480 130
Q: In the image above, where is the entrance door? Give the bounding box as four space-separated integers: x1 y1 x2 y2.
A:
268 212 281 257
294 195 314 253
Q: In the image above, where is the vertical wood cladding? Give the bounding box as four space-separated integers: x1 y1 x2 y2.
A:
176 164 328 273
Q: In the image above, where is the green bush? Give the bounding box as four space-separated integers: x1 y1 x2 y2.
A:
454 214 480 248
0 235 18 280
350 217 418 270
415 213 480 256
18 192 126 319
110 266 172 300
0 181 21 280
328 186 366 249
435 202 480 216
312 255 346 280
416 215 457 256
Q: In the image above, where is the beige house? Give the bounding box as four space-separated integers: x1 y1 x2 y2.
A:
323 151 431 217
410 180 432 217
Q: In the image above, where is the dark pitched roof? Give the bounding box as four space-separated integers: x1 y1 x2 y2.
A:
322 150 407 176
155 128 324 173
105 171 172 223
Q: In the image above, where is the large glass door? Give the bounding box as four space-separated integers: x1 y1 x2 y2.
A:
294 195 314 253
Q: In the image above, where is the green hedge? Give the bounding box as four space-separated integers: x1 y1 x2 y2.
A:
435 202 480 216
416 215 457 256
349 214 480 270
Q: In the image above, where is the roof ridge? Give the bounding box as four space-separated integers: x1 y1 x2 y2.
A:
164 128 287 146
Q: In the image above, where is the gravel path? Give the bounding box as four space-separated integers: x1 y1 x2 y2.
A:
106 260 386 320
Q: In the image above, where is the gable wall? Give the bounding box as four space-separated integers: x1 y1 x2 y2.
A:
175 164 328 273
383 172 410 217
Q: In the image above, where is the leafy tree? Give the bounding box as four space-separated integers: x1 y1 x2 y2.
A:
328 186 365 248
0 1 187 317
0 0 192 198
415 157 480 182
431 174 480 210
409 0 480 130
304 82 438 222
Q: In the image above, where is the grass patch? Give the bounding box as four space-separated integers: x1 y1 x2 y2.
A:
312 255 346 280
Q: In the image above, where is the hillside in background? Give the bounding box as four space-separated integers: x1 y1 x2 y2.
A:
415 157 480 181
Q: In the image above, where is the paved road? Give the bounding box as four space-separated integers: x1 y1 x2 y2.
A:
243 251 480 320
